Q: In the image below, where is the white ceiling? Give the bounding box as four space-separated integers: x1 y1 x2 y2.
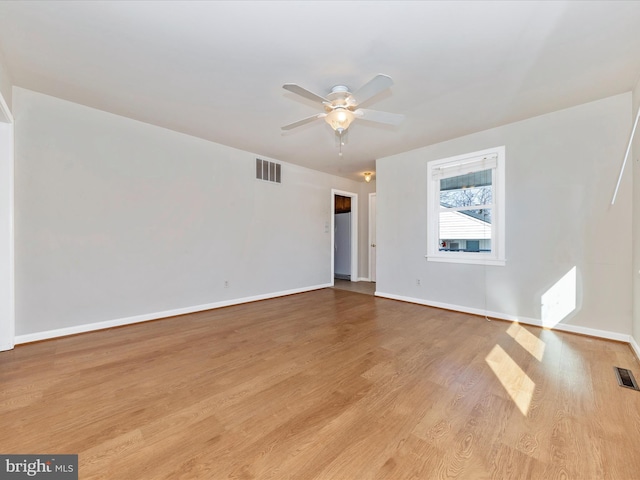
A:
1 1 640 181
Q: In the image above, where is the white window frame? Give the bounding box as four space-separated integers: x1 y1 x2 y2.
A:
426 146 506 266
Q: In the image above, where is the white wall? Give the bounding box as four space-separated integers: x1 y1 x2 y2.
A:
13 87 364 338
377 93 632 338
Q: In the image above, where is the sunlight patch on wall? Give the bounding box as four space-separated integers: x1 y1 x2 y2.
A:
485 344 535 416
541 266 576 328
506 323 545 362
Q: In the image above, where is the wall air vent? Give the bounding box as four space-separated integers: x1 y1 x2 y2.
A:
256 158 281 184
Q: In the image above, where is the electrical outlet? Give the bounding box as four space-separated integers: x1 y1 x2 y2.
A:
416 279 421 286
224 280 230 288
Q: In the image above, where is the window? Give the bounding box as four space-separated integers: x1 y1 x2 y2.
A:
427 146 505 265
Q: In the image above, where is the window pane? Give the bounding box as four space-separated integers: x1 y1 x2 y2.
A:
442 208 492 224
440 169 492 207
439 208 492 253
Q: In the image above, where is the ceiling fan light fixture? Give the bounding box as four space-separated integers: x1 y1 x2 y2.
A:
325 108 354 134
281 75 402 155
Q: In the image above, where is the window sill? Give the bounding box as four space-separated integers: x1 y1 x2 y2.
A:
425 255 506 266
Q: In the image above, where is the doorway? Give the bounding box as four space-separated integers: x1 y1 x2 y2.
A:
330 189 358 284
334 195 351 280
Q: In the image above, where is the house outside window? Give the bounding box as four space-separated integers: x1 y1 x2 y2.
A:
427 146 505 266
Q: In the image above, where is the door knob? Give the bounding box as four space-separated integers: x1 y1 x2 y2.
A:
371 244 376 247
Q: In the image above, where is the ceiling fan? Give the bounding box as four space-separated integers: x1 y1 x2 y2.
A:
281 74 404 136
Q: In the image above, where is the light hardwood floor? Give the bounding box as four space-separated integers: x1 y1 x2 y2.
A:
2 288 640 479
332 279 376 295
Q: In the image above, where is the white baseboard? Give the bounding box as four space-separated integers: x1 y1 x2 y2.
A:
357 277 371 282
630 336 640 362
0 341 14 352
15 283 332 345
375 291 632 343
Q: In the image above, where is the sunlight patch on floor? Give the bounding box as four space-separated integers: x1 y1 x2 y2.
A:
485 344 535 416
506 323 545 362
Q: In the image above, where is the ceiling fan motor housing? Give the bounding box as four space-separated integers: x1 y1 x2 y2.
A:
330 85 350 94
327 85 352 108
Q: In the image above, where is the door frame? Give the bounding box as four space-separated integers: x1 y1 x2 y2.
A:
368 192 376 283
0 90 14 351
330 189 358 284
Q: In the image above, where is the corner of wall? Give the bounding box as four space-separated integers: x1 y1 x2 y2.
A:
0 46 13 114
631 77 640 356
0 46 13 351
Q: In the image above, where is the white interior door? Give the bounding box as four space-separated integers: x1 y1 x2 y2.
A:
369 193 377 282
334 212 351 279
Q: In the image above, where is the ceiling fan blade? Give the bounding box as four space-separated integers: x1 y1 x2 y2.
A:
283 84 330 104
351 74 394 106
354 109 404 126
281 113 326 131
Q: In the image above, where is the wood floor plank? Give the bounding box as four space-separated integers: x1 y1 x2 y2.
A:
1 288 640 479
